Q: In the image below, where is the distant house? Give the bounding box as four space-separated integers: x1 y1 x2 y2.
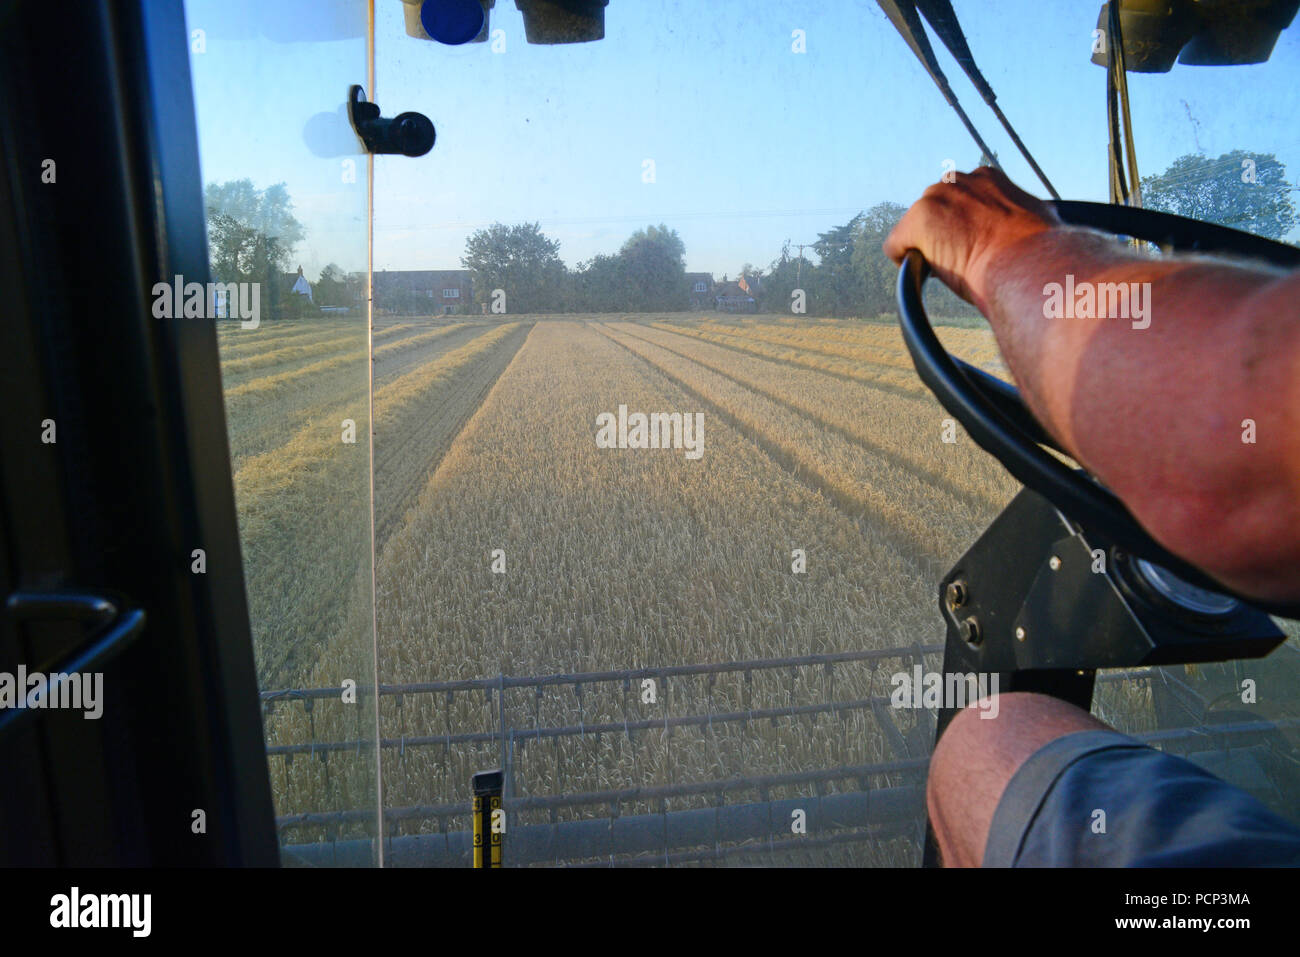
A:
714 278 756 313
289 265 312 302
373 269 474 315
686 272 713 310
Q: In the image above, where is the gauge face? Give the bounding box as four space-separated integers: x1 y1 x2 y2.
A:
1134 558 1239 617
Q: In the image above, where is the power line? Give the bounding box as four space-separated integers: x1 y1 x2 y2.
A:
790 241 814 285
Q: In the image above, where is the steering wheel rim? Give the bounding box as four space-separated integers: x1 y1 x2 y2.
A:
897 199 1300 620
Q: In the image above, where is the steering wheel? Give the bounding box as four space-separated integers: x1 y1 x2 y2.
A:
897 200 1300 620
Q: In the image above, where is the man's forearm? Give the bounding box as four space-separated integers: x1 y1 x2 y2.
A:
975 227 1300 602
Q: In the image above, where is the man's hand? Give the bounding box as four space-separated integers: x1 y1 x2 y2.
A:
882 166 1058 315
883 167 1300 606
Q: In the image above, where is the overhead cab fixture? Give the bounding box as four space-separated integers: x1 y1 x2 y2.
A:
399 0 608 45
347 85 436 156
400 0 495 43
1090 0 1299 73
515 0 609 43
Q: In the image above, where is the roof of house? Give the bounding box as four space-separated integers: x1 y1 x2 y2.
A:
373 269 472 291
714 280 754 299
283 265 312 297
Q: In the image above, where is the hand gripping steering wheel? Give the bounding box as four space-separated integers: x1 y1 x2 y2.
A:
896 201 1300 620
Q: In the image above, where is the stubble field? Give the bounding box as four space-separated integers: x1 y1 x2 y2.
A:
217 311 1277 866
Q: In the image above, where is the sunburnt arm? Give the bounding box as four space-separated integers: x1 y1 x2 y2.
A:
972 227 1300 605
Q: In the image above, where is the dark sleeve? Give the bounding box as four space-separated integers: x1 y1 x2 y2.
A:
982 729 1300 867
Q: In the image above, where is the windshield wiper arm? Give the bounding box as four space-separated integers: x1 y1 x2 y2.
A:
878 0 1061 199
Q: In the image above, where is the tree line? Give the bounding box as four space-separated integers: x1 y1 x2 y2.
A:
459 209 980 318
461 222 692 313
204 149 1296 320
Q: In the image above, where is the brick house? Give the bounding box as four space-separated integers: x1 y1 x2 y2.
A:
714 277 757 313
686 272 713 310
373 269 474 315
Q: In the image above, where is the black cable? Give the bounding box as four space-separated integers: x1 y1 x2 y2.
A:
913 0 1061 198
876 0 1005 171
1106 1 1143 208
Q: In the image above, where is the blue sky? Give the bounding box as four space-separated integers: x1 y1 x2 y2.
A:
187 0 1300 280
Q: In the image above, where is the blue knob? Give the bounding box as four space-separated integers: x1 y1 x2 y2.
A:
420 0 486 45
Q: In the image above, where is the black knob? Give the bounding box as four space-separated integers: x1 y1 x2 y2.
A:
347 85 435 157
390 112 436 157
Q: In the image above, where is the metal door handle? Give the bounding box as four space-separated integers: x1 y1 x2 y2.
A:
0 590 146 736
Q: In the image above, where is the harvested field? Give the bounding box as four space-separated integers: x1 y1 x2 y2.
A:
219 312 1282 865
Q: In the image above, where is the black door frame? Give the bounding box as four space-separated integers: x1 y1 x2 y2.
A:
0 0 278 865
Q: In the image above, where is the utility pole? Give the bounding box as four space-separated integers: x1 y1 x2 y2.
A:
791 242 811 286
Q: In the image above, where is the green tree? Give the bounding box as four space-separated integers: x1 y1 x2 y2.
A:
849 203 907 317
1141 150 1297 240
314 263 351 308
205 179 306 319
758 241 823 316
205 180 304 279
344 271 366 311
619 224 688 312
814 213 865 316
849 201 978 320
461 222 567 313
572 254 626 312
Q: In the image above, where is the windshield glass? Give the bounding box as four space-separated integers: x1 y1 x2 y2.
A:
194 0 1300 867
184 0 379 865
367 0 1300 866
